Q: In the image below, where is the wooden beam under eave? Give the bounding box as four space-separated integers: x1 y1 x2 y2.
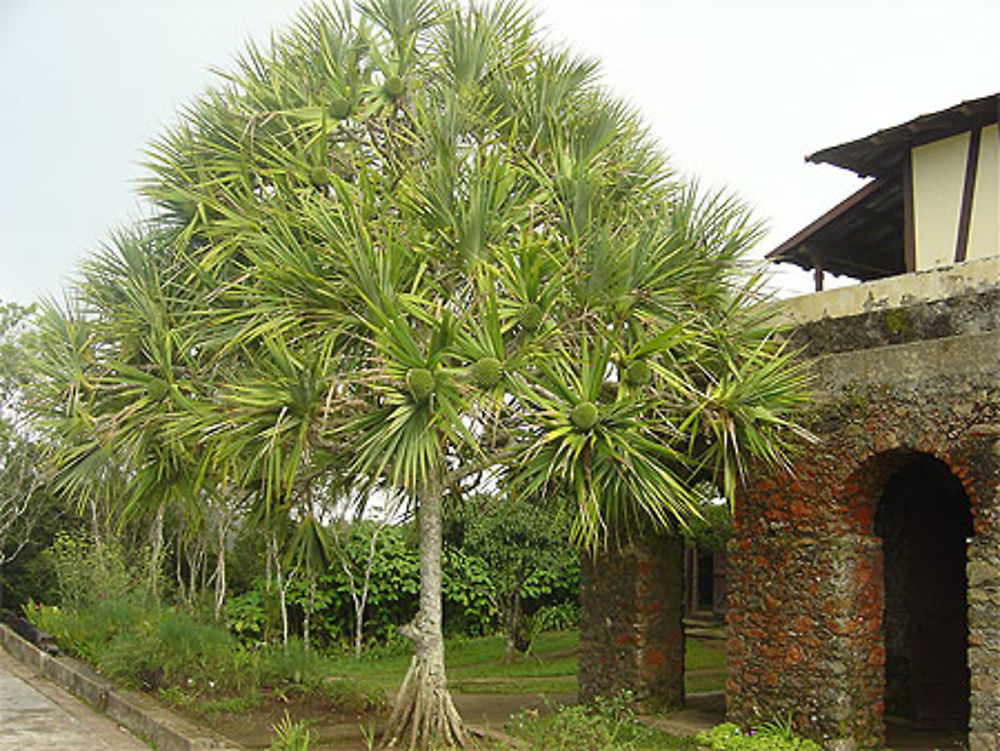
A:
902 150 916 273
805 246 825 291
954 127 982 264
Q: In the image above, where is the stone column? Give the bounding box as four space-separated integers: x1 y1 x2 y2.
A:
968 533 1000 751
578 534 685 710
727 533 885 750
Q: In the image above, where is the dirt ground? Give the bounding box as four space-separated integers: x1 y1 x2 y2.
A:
185 689 578 750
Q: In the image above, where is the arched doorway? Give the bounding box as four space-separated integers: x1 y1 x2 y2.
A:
874 453 972 732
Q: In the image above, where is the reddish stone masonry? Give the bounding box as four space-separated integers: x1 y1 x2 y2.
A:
578 534 685 710
580 290 1000 751
728 301 1000 750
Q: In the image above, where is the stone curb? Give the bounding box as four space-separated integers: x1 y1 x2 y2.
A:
0 623 243 751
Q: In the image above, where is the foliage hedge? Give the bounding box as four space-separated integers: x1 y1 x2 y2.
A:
226 520 579 650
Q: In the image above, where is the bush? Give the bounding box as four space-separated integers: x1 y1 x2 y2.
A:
30 596 385 713
534 602 580 632
28 595 150 663
510 692 695 751
32 596 255 694
45 532 140 609
254 638 385 712
99 609 255 694
695 720 824 751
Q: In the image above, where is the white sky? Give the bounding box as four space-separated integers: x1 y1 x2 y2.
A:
1 0 997 305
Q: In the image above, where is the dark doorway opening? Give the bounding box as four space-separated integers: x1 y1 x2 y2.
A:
875 453 971 735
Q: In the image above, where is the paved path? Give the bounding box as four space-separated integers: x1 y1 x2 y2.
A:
0 646 150 750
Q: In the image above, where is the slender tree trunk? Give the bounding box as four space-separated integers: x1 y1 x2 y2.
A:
200 544 208 592
149 504 165 600
303 576 316 652
89 498 102 546
353 524 380 659
213 506 229 622
185 541 200 611
272 536 291 654
175 532 185 601
265 533 274 592
380 477 464 750
335 518 383 659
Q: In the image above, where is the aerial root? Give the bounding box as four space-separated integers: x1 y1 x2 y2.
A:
380 656 465 751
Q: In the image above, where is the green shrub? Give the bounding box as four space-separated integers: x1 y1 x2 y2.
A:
225 587 268 644
534 602 579 631
45 532 142 609
96 609 254 694
510 692 695 751
28 596 150 663
259 637 325 688
695 720 824 751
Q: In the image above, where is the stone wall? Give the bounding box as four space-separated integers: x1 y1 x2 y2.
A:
728 289 1000 750
578 267 1000 750
968 532 1000 751
727 534 884 746
578 534 684 710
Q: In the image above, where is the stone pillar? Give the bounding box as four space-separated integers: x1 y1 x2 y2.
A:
578 534 684 710
727 533 885 750
968 533 1000 751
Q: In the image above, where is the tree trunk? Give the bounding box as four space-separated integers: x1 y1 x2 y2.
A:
89 498 102 547
185 540 200 610
175 531 185 601
265 533 274 592
303 576 316 652
380 478 464 749
213 507 229 621
342 519 382 659
149 504 165 600
502 593 523 663
272 536 291 654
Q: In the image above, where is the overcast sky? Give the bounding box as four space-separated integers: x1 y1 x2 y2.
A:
1 0 997 305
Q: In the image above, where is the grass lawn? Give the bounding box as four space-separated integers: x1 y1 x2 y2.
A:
326 629 726 697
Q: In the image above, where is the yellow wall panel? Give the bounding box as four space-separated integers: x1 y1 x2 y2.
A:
912 132 969 269
967 123 999 261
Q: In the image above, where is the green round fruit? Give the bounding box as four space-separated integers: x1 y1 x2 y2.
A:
570 401 599 431
406 368 435 402
470 357 502 390
519 302 543 331
624 359 652 386
329 97 351 120
383 76 405 98
309 165 330 188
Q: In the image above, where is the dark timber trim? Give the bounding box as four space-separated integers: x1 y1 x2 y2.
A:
954 127 982 263
806 247 825 291
902 151 916 273
768 179 886 261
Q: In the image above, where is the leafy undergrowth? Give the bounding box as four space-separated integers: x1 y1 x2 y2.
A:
29 599 724 749
30 599 385 714
508 692 698 751
695 718 824 751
